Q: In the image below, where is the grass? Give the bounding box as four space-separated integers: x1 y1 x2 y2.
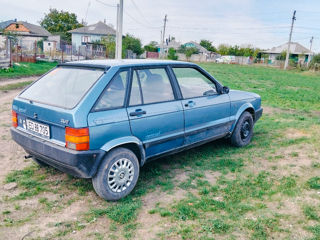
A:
2 63 320 239
0 61 57 79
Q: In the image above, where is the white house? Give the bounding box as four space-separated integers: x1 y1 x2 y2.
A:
68 21 116 50
263 42 313 63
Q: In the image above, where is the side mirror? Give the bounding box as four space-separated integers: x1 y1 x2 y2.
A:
222 86 230 94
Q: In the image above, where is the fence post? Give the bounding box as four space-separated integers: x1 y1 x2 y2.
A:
78 46 80 61
62 48 64 63
9 38 12 67
71 45 73 61
34 40 37 62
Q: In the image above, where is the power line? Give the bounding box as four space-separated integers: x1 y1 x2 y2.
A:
129 0 153 25
95 0 116 8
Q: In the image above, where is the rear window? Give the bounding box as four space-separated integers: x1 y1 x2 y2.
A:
20 67 104 109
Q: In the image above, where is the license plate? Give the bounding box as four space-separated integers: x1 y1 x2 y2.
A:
26 119 50 138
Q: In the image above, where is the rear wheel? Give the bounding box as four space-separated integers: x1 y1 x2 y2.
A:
92 147 140 201
231 111 254 147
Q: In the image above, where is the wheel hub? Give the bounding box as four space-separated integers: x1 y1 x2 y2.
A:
241 121 251 140
107 158 134 193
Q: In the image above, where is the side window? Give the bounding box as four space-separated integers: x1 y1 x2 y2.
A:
94 70 128 111
172 67 217 99
129 71 142 106
136 68 175 104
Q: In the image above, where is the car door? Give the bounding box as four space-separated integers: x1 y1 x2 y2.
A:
126 67 184 158
171 66 231 145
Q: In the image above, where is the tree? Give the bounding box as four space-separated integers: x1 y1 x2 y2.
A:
167 47 178 60
144 41 158 52
122 34 144 57
99 36 116 59
185 47 199 60
200 39 216 52
40 8 83 42
217 44 229 55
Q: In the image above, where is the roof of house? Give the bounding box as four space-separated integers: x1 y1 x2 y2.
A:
5 21 51 37
0 20 15 30
184 41 210 54
68 21 116 35
263 42 313 55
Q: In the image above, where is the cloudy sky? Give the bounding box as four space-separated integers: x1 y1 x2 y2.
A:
1 0 320 52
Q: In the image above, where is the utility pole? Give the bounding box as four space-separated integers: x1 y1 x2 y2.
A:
161 14 168 58
284 10 296 70
308 36 314 66
309 36 314 51
116 0 123 59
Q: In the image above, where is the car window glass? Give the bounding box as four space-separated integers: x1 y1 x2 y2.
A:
20 67 103 109
94 70 128 110
129 71 142 106
137 68 175 104
173 67 217 98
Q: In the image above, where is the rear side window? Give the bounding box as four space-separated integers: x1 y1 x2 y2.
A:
94 70 128 111
129 68 175 105
172 67 217 98
20 67 104 109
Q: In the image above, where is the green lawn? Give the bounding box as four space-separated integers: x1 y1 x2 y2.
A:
1 63 320 239
0 61 57 79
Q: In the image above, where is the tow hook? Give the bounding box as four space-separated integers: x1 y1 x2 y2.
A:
24 155 32 159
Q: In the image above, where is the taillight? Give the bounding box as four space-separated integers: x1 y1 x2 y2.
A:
65 127 89 151
12 110 18 128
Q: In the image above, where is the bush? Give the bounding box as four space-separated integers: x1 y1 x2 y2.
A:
167 47 178 60
309 54 320 70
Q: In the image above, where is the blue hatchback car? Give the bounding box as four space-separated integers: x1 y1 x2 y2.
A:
11 60 262 200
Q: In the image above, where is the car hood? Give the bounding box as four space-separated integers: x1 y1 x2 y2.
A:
229 90 261 99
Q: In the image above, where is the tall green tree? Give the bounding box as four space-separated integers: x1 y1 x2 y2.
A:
122 34 144 56
40 8 83 42
200 39 216 52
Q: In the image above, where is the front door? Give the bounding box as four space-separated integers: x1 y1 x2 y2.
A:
171 67 231 145
127 67 184 158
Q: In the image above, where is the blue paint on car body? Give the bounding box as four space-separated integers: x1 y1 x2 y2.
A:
11 59 262 179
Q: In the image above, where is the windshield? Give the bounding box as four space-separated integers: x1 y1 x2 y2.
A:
20 67 104 109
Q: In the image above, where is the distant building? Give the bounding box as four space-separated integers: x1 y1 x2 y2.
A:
263 42 313 63
184 41 211 56
3 21 51 50
68 21 116 50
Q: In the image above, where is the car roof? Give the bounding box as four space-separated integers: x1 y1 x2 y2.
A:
61 59 196 69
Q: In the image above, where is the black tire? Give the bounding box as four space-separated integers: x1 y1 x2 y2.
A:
231 111 254 147
92 147 140 201
32 157 49 167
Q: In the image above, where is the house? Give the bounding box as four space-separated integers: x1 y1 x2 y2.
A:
68 21 116 50
184 41 211 56
3 20 51 50
43 35 61 52
263 42 313 63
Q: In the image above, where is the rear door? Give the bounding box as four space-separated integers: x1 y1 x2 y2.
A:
171 66 231 145
126 67 184 158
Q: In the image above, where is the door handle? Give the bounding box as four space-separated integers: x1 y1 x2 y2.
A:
129 110 146 116
184 101 195 107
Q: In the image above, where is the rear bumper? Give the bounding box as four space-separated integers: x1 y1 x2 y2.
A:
11 127 105 178
254 107 263 122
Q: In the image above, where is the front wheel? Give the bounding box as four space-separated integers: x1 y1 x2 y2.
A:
231 111 254 147
92 147 140 201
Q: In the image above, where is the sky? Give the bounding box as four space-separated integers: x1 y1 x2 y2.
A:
1 0 320 52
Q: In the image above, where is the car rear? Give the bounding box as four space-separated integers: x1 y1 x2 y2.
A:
11 65 107 178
